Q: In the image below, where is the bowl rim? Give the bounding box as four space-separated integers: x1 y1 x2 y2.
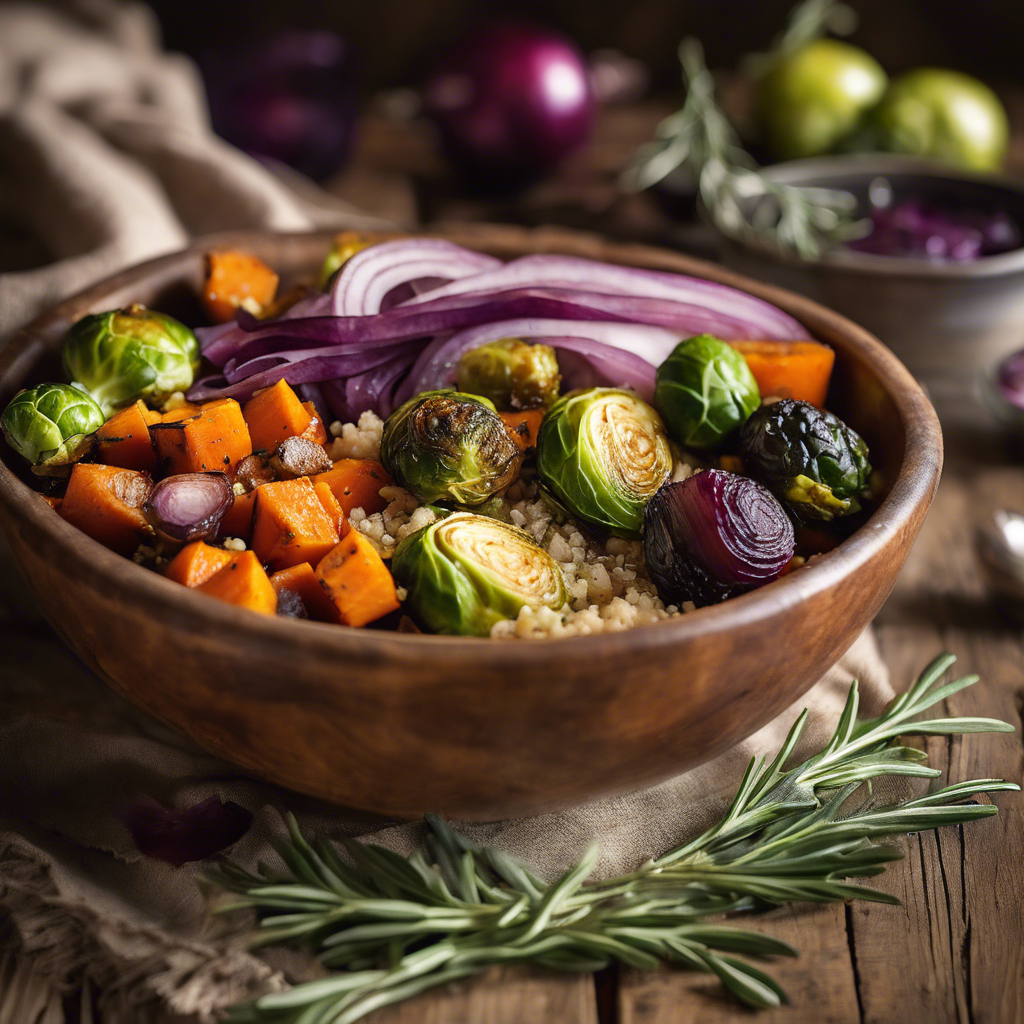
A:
0 226 942 665
708 153 1024 280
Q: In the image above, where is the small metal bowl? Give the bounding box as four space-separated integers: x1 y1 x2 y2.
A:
976 508 1024 620
710 155 1024 379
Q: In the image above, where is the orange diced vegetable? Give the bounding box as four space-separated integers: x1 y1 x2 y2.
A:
301 402 328 446
252 477 340 571
203 249 280 323
313 480 349 537
316 530 400 627
242 379 312 453
728 340 835 408
152 399 252 476
499 409 546 453
217 489 258 542
198 550 277 615
96 400 158 471
59 463 152 556
270 562 342 623
42 495 62 511
313 459 392 518
161 404 203 423
140 407 163 427
164 541 234 587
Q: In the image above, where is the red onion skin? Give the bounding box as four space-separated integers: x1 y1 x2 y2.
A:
118 796 252 866
423 22 595 179
144 473 234 545
644 471 795 607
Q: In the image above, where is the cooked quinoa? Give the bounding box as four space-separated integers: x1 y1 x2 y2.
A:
327 411 695 639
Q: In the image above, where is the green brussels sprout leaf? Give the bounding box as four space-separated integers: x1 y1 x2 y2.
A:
380 390 524 506
536 387 672 537
1 383 104 467
392 512 567 636
655 334 760 450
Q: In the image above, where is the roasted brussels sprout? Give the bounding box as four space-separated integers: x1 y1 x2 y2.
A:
380 390 523 505
536 387 672 537
318 231 375 288
62 306 199 416
738 399 871 521
654 334 760 450
1 383 103 467
455 338 561 410
392 512 567 635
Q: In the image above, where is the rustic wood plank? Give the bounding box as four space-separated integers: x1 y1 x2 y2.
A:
618 903 861 1023
363 967 598 1024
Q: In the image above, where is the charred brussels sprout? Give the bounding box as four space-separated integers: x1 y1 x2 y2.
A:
536 387 672 537
654 334 760 449
455 338 561 410
318 231 376 288
392 512 567 635
738 399 871 521
63 305 199 416
380 390 523 505
1 383 103 466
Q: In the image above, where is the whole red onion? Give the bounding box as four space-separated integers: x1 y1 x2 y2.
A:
996 349 1024 411
201 31 357 181
422 22 596 182
644 470 795 608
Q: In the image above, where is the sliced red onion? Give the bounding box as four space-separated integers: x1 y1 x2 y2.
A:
331 239 502 316
394 255 809 339
144 472 234 543
118 796 252 865
643 471 794 608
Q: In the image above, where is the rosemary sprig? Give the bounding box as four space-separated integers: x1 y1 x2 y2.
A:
210 654 1017 1022
626 37 865 258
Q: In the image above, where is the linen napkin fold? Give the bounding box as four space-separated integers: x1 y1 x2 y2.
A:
0 624 893 1023
0 0 385 342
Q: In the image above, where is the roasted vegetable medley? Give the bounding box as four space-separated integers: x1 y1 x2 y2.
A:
1 238 874 637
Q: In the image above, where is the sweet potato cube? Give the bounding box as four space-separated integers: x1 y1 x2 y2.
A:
152 399 252 476
217 489 258 542
161 404 203 423
59 463 152 556
198 550 277 615
164 541 234 587
203 249 280 323
300 401 329 446
242 379 313 454
270 562 342 623
316 530 399 627
97 400 158 471
313 480 349 538
313 459 392 518
251 477 340 571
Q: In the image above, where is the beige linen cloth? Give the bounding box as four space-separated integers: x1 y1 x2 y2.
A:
0 3 897 1022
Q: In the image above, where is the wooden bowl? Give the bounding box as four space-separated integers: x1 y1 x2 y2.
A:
0 225 942 820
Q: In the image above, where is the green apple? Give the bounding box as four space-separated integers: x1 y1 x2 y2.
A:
757 39 888 161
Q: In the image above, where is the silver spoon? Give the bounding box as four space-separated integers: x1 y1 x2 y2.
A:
976 509 1024 619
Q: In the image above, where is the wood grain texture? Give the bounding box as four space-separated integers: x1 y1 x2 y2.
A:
0 226 942 821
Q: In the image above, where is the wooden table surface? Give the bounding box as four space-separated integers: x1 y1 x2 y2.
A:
323 103 1024 1024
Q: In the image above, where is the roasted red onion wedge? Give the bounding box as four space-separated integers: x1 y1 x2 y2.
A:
643 470 795 608
144 472 234 544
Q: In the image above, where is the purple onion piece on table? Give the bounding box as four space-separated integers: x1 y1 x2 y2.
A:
118 797 253 866
644 470 795 608
997 349 1024 411
144 473 234 544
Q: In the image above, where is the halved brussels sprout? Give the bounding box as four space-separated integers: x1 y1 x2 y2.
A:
455 338 561 410
738 398 871 521
392 512 567 635
62 305 199 416
654 334 760 450
536 387 672 537
380 390 523 505
1 383 104 467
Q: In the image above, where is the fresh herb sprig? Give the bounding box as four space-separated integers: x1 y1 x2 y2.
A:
210 654 1017 1022
627 38 865 258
